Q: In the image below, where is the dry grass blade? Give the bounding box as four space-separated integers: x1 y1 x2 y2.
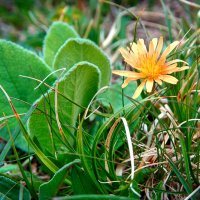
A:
105 116 141 197
179 0 200 8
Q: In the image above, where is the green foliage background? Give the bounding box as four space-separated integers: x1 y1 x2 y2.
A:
0 0 199 200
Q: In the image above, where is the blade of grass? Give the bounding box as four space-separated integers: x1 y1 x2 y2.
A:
0 104 37 163
8 127 38 199
121 117 140 197
77 117 106 193
167 157 193 196
0 85 59 174
91 104 135 188
160 0 173 42
156 139 193 196
184 186 200 200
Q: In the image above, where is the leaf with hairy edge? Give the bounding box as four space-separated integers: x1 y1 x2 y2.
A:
0 40 56 150
28 62 100 157
43 21 79 67
53 38 111 87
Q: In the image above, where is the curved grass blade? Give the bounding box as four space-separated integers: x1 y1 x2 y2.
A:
0 104 37 164
0 85 59 174
77 118 106 194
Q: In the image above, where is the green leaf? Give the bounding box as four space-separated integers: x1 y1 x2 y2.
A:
0 175 31 200
53 38 111 87
134 168 154 184
0 40 56 150
0 192 10 200
71 165 99 194
43 21 79 67
99 81 138 113
39 159 80 200
0 164 18 173
28 62 100 156
129 180 140 199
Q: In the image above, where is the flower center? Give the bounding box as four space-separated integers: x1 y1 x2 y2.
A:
139 54 163 79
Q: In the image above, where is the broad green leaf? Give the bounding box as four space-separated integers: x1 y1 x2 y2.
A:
99 81 138 113
0 192 10 200
43 21 79 67
71 165 99 194
39 159 80 200
53 38 111 87
28 62 100 156
0 40 56 150
0 175 31 200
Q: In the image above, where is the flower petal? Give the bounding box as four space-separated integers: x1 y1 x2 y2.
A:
155 36 163 58
119 48 139 69
154 78 162 85
152 38 158 50
122 78 137 88
112 70 145 78
119 47 131 59
159 75 178 84
120 47 137 60
166 59 188 66
161 65 189 74
122 78 130 88
161 64 177 74
160 41 179 59
130 42 139 55
132 80 146 99
175 66 189 71
168 66 189 73
148 40 155 56
146 79 154 93
124 59 141 70
138 39 147 54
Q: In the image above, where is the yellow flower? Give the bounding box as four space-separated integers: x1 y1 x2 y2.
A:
113 37 189 99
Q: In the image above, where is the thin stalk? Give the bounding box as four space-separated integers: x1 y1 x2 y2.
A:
179 134 193 189
160 0 173 42
8 128 38 199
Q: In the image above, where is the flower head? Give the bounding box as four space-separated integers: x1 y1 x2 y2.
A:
113 37 189 99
